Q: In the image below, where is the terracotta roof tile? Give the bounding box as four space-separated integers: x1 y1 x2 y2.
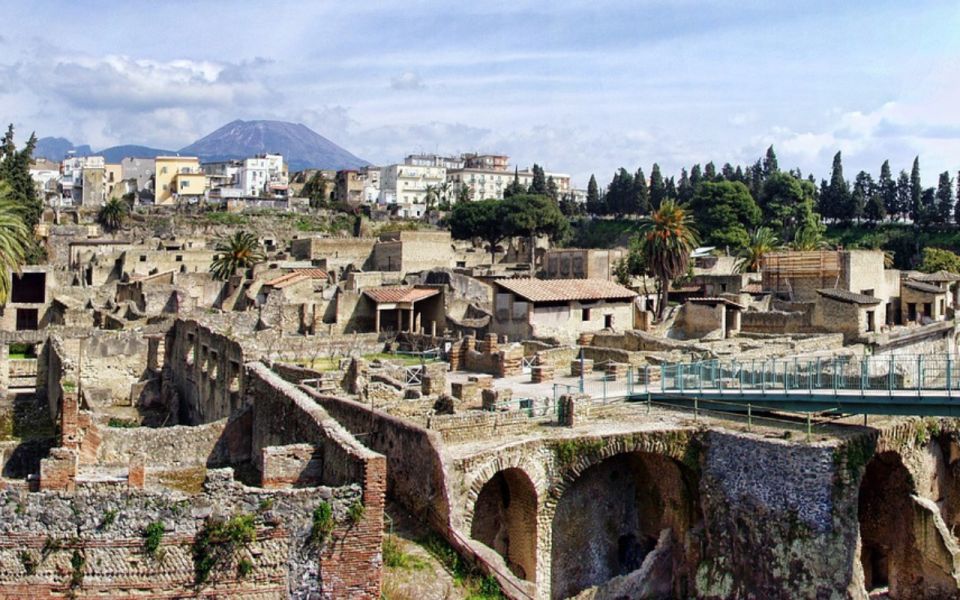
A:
494 278 637 302
363 286 440 304
264 269 328 288
912 270 960 283
816 288 882 305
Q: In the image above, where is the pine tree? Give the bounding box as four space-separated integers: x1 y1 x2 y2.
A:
546 176 558 201
585 174 601 214
910 157 922 223
633 168 649 214
878 160 897 221
762 146 779 179
528 164 547 195
721 163 735 181
936 171 953 225
649 164 666 209
704 162 717 181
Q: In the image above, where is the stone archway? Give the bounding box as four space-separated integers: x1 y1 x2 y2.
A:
470 467 538 581
858 449 960 598
549 452 700 600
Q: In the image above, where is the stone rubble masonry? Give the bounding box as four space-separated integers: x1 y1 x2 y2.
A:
127 455 146 489
260 443 323 489
468 374 493 390
558 394 583 427
39 447 78 492
571 358 593 377
451 381 480 405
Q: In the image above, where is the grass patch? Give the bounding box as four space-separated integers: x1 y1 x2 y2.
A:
99 509 118 530
201 211 249 226
420 534 505 599
107 417 139 428
363 352 438 366
383 535 428 571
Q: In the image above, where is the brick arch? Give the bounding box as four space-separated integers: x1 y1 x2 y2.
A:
545 431 697 505
469 467 539 582
464 454 547 525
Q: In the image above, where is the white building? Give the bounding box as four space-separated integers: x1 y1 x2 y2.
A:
446 165 572 201
379 162 446 218
29 159 61 206
360 166 381 204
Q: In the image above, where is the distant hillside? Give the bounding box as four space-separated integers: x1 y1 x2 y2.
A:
34 137 93 162
179 119 369 171
99 145 174 162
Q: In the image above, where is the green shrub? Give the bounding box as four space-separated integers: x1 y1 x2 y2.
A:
237 557 253 578
69 550 85 588
257 498 274 512
18 550 37 575
144 521 165 557
192 514 257 585
310 502 334 545
100 509 118 530
383 535 427 570
347 501 365 525
107 417 139 428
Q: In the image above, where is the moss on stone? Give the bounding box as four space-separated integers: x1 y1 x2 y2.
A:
553 438 605 467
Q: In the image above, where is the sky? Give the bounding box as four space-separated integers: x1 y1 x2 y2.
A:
2 0 960 188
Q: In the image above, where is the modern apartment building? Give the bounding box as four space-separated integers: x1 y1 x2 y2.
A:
378 162 446 218
155 156 204 205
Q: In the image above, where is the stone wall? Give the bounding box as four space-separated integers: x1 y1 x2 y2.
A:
95 416 249 468
0 468 377 599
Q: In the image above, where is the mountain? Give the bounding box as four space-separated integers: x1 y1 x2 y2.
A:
179 120 369 172
34 137 93 162
98 145 174 162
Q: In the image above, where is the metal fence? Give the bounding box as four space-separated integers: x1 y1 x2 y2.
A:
659 355 960 395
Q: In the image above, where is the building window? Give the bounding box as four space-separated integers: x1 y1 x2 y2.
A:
582 308 591 321
139 255 147 262
604 314 613 329
866 310 875 332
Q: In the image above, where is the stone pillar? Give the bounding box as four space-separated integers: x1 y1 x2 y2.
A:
40 448 78 492
558 394 587 427
128 455 146 489
61 391 80 450
374 309 381 333
464 335 476 353
531 364 555 383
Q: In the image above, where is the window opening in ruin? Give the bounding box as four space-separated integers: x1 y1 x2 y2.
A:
924 302 932 318
582 308 591 321
11 272 45 304
7 343 36 359
15 308 38 331
140 255 147 262
907 303 917 321
175 255 183 262
940 299 945 315
604 314 613 329
720 283 727 293
866 310 875 332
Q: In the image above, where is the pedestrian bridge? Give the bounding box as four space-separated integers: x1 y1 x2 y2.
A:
554 354 960 418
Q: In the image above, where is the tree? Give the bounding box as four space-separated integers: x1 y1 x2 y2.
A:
863 186 886 224
302 172 329 209
527 164 547 195
503 168 524 199
736 227 779 274
919 187 937 228
0 125 40 261
639 200 699 320
633 168 650 214
585 174 602 214
896 170 911 222
919 247 960 274
98 197 128 232
0 182 30 304
704 162 717 182
791 224 827 251
449 199 508 263
688 181 760 251
677 168 693 204
762 146 779 179
209 231 265 281
936 171 953 225
878 160 897 220
605 168 634 217
558 193 579 217
850 170 873 223
760 172 821 243
546 176 559 201
456 183 473 204
910 157 922 223
823 151 852 222
502 194 570 246
955 170 960 226
648 164 667 210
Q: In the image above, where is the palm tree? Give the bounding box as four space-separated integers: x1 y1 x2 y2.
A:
639 200 698 320
98 197 128 232
791 224 828 251
209 231 265 281
0 182 30 304
736 227 779 273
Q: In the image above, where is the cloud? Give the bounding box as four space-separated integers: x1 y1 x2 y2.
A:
390 71 425 91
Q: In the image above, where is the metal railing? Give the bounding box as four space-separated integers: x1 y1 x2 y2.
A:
659 355 960 396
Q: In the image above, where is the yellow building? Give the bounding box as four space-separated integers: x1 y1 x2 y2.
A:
155 156 202 205
171 172 207 203
105 163 124 200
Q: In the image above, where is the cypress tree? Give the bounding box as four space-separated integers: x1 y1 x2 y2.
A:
936 171 953 225
910 157 922 223
528 164 547 195
851 171 873 224
762 146 779 178
586 174 601 214
704 162 717 181
878 160 897 221
677 168 693 203
633 168 649 214
896 170 911 222
721 163 735 181
649 164 666 209
546 176 558 201
955 170 960 226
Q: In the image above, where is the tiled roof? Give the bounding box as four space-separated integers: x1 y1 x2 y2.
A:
494 278 637 303
903 279 947 294
912 270 960 283
816 288 882 305
264 269 328 288
742 282 765 294
363 286 440 304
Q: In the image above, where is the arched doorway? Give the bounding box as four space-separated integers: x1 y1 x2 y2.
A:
470 467 538 581
550 452 700 600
